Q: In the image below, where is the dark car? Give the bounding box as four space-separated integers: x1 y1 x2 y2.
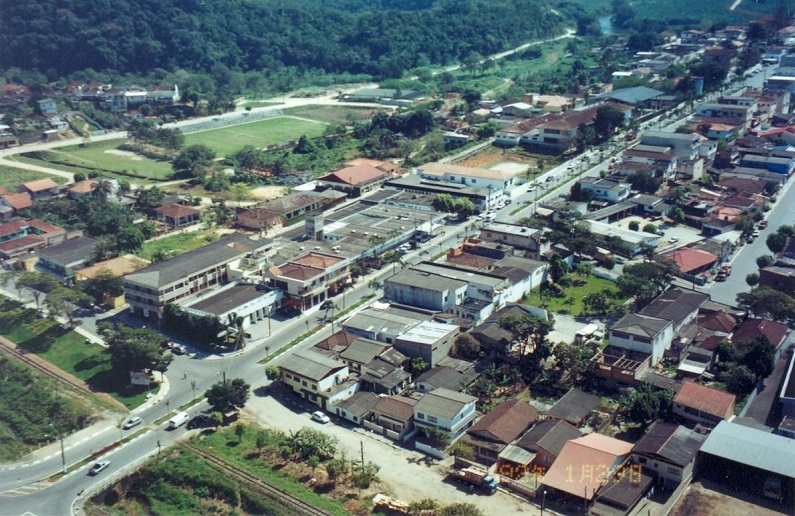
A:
160 340 174 349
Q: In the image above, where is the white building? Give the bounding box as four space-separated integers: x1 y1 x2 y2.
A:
585 220 661 256
414 388 478 457
181 282 282 329
608 313 673 366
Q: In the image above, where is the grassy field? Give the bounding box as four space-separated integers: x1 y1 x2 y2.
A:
13 140 174 183
0 165 68 191
184 116 327 157
137 229 221 262
530 275 626 316
0 298 153 409
631 0 773 24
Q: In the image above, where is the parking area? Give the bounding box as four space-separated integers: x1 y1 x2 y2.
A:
613 216 705 253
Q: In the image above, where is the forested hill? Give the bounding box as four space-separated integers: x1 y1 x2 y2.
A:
2 0 564 79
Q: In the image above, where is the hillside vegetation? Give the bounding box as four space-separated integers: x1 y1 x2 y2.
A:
3 0 564 80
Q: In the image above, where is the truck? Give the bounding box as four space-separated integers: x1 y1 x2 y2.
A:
449 466 497 494
167 411 190 429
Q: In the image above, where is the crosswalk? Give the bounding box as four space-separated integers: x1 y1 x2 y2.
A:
0 481 51 497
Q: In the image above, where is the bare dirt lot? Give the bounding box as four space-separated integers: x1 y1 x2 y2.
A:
673 481 790 516
250 185 287 200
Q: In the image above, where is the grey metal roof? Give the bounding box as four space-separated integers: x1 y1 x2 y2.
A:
385 268 468 292
699 421 795 478
333 391 380 418
125 234 255 289
639 288 709 327
414 388 477 419
186 283 266 315
602 86 664 104
499 444 536 465
361 360 410 390
279 350 347 382
633 422 705 467
411 262 506 288
516 419 581 456
342 309 418 336
415 366 479 391
339 338 389 365
610 313 671 338
547 389 600 426
36 236 97 265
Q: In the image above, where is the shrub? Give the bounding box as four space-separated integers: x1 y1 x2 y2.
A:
628 220 640 231
642 224 658 234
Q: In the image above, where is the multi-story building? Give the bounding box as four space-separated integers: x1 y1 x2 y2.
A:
576 177 631 203
265 252 350 311
608 313 673 366
279 349 355 410
414 388 477 457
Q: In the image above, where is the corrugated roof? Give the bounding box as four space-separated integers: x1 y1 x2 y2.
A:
700 421 795 478
674 381 735 419
36 236 97 265
639 287 709 326
339 338 389 365
334 391 380 418
611 313 671 339
732 318 789 346
414 388 476 420
279 350 347 382
547 388 600 426
516 420 581 456
373 395 418 422
633 422 705 467
415 365 478 392
467 400 537 445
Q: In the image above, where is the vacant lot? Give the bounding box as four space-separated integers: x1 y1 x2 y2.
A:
674 481 789 516
184 116 327 157
137 229 223 262
283 105 379 124
15 140 174 183
0 165 68 191
531 275 625 316
0 298 153 409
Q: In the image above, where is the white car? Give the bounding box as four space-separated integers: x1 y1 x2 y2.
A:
311 411 330 424
122 416 142 430
668 237 679 243
88 460 111 476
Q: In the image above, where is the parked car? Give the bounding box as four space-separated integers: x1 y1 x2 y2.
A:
752 230 760 238
715 273 727 282
88 460 111 476
171 345 188 355
122 416 142 430
759 221 768 229
160 340 174 349
311 411 330 424
187 414 212 430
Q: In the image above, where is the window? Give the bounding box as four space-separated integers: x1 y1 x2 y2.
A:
285 373 292 380
301 381 307 387
417 413 425 420
667 467 679 475
427 415 438 423
638 457 647 464
311 385 317 391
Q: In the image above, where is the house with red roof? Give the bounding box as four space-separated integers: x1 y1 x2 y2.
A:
19 178 59 199
316 163 392 197
154 203 201 229
732 318 789 349
265 252 350 311
0 192 33 218
663 247 719 279
462 399 538 464
0 218 67 259
673 380 735 426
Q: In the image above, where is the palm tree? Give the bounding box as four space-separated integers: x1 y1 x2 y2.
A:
368 234 386 258
227 312 245 350
320 300 340 333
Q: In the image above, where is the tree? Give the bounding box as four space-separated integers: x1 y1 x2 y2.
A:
234 422 246 443
628 172 661 194
724 365 756 395
229 183 249 205
767 232 788 254
116 225 145 253
265 364 280 380
628 220 640 231
288 427 338 461
424 133 445 160
210 411 224 429
745 272 759 290
409 357 429 376
583 291 612 314
454 333 481 359
453 198 475 218
621 384 673 423
16 272 59 311
205 378 250 413
735 335 775 381
255 431 268 455
643 223 658 234
44 286 88 326
98 322 172 374
736 287 795 321
449 439 475 460
548 255 569 283
173 144 216 177
409 499 441 516
593 105 625 141
136 186 165 215
756 255 775 269
432 193 455 213
498 314 554 381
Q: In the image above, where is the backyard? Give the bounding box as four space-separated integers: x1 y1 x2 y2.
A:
137 228 224 262
0 165 68 191
528 274 626 316
12 140 174 183
183 116 328 157
0 298 155 409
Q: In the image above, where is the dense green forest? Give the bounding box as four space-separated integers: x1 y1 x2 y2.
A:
2 0 564 81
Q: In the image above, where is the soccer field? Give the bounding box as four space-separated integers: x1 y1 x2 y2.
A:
184 116 327 157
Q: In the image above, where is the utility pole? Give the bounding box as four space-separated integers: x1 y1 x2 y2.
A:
157 440 161 459
54 382 66 474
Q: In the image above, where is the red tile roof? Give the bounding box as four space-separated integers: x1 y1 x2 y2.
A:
467 399 537 444
696 335 725 352
1 192 33 210
21 178 59 192
67 179 98 194
154 203 201 218
732 318 789 346
674 381 735 419
373 395 418 423
272 263 324 281
698 311 737 333
664 248 719 274
319 163 389 186
292 253 343 268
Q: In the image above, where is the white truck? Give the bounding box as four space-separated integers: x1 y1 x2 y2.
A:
167 411 190 429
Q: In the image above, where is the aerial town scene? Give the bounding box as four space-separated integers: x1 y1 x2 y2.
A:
1 1 795 515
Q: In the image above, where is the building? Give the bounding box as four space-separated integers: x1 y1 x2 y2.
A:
366 395 419 443
781 353 795 418
19 178 59 199
154 204 201 229
415 365 479 392
332 391 380 425
0 219 66 260
341 308 423 343
35 236 98 282
577 177 631 203
394 321 459 367
514 419 581 472
697 421 795 506
463 400 538 464
279 349 354 410
541 433 634 505
608 313 673 366
265 252 350 311
469 304 541 354
694 103 753 132
75 255 148 307
124 234 265 321
181 282 282 330
584 220 660 256
632 422 706 488
316 163 392 197
384 268 468 313
638 287 709 335
673 381 735 426
594 86 665 108
413 388 478 457
546 388 600 428
416 162 521 199
383 174 501 213
478 222 549 258
732 318 789 349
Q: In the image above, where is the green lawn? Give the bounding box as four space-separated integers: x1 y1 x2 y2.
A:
0 165 68 191
284 105 381 124
137 229 221 262
529 275 626 316
13 139 174 183
184 116 327 157
0 298 153 409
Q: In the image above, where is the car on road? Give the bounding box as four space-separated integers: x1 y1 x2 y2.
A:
88 460 111 476
171 344 188 355
398 243 412 253
752 230 760 238
122 416 142 430
311 411 330 424
715 273 727 282
759 220 768 229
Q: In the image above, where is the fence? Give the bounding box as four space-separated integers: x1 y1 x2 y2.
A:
362 420 401 442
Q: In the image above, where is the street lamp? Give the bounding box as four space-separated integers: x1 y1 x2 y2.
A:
541 489 546 515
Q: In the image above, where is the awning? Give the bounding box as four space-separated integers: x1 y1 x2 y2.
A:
499 444 536 465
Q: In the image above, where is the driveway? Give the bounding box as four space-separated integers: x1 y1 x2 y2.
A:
245 382 536 514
